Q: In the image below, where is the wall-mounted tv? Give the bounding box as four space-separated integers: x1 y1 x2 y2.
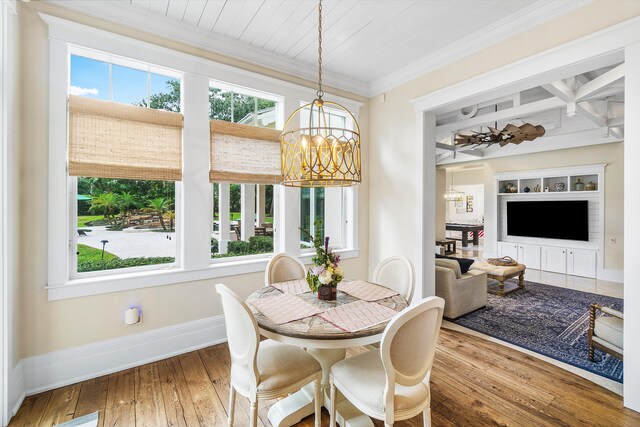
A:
506 200 589 242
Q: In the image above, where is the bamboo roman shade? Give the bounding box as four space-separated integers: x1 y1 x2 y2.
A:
68 95 184 181
210 119 282 184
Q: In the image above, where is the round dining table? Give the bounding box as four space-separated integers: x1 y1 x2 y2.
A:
246 284 408 427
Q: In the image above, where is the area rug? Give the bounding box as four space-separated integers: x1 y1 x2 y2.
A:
453 279 624 382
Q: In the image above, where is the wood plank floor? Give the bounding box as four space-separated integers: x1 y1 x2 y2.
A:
9 328 640 427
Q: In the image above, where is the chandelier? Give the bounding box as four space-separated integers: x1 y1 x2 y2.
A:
444 170 464 202
280 0 361 187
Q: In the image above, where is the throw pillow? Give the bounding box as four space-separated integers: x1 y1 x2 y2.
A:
436 254 474 274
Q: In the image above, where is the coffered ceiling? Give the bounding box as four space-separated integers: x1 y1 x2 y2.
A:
46 0 591 96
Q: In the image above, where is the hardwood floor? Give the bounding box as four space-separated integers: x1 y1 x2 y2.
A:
9 328 640 427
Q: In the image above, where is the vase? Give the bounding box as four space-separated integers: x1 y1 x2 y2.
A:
318 285 337 301
554 182 565 192
524 186 530 193
586 181 597 191
574 178 585 191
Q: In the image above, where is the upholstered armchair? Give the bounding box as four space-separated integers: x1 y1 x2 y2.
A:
588 303 623 361
435 258 487 319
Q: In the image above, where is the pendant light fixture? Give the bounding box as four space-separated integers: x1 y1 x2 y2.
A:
444 170 465 202
279 0 361 187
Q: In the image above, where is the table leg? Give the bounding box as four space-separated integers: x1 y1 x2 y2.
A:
498 280 505 297
462 232 469 247
518 272 525 289
267 348 374 427
473 230 479 246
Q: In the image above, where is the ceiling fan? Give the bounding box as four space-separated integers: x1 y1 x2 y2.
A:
455 122 545 148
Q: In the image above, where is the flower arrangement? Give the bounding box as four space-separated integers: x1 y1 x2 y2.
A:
302 221 344 297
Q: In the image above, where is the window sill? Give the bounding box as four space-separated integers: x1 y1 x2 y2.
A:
46 248 359 301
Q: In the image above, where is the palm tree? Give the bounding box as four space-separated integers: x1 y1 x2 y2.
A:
90 193 120 225
118 192 140 226
146 197 172 230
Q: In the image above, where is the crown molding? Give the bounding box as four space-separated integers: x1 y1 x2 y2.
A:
368 0 592 96
41 0 370 97
40 0 592 98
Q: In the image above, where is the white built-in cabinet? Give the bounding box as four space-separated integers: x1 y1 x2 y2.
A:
498 241 596 278
541 246 568 274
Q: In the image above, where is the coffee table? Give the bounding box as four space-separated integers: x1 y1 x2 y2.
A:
471 261 526 296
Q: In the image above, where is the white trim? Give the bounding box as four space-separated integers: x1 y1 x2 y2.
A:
19 315 227 397
41 0 591 98
46 249 359 301
8 362 23 418
39 13 363 113
42 0 370 97
370 0 591 96
42 14 361 300
598 268 624 284
414 16 640 411
493 164 606 180
411 17 640 113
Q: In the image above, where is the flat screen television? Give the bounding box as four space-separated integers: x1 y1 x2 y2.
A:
506 200 589 241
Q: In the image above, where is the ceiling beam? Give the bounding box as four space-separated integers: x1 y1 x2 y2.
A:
575 63 625 102
576 101 608 128
436 142 484 158
436 97 565 134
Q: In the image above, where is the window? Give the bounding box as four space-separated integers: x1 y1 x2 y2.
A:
69 54 181 276
47 23 360 299
209 84 279 260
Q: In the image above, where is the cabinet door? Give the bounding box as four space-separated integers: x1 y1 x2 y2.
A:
498 242 519 260
518 244 541 270
567 249 597 278
541 246 567 274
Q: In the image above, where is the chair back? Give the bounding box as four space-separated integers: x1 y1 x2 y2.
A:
380 296 444 390
372 256 415 303
265 252 306 287
215 283 260 393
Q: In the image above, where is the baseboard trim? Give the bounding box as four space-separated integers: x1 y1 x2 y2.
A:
20 315 227 397
9 361 24 418
598 268 624 283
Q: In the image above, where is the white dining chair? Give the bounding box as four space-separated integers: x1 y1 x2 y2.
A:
264 252 307 287
372 256 415 304
329 296 445 427
215 284 322 427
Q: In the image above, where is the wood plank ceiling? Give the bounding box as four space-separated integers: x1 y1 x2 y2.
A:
109 0 582 94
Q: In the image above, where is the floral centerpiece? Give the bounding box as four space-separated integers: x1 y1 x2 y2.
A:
302 221 344 300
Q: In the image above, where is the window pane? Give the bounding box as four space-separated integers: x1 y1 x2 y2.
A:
209 88 232 121
212 183 275 259
70 55 110 101
256 98 276 128
76 177 176 273
149 74 181 113
112 64 148 106
233 92 256 124
300 188 312 244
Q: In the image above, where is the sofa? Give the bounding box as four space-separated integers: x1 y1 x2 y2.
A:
435 258 487 319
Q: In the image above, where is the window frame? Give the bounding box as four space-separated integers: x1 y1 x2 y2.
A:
44 14 361 301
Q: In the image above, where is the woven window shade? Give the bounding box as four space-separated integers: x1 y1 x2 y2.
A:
68 95 184 181
210 119 282 184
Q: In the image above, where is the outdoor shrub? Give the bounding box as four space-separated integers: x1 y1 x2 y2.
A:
248 236 273 253
228 240 252 255
78 257 175 273
210 238 219 254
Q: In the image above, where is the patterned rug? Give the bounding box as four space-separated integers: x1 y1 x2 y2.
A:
453 279 624 382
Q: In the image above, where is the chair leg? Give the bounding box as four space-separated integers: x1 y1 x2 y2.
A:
423 407 431 427
329 378 337 427
228 384 236 426
314 374 321 427
249 399 258 427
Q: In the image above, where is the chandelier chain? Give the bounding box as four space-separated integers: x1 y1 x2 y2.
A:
317 0 323 100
